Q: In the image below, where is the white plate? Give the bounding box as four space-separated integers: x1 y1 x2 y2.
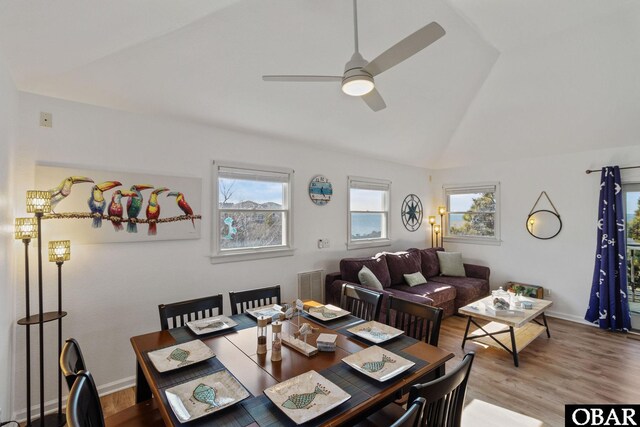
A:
306 304 350 322
342 345 415 382
264 370 350 425
346 320 404 344
187 315 238 335
165 370 250 423
148 340 215 373
245 304 283 321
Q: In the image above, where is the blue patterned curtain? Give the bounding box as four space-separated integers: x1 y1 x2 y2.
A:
585 166 631 331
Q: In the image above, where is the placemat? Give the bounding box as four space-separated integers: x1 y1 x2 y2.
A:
300 312 365 330
143 348 227 390
168 314 256 342
336 325 420 353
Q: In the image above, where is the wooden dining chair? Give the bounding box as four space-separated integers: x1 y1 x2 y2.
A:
66 370 164 427
408 352 475 427
363 353 475 427
60 338 86 390
386 295 443 346
158 294 224 330
229 285 281 315
391 397 426 427
340 283 383 322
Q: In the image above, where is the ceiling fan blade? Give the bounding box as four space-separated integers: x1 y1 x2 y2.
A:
363 22 445 77
262 75 342 82
362 87 386 112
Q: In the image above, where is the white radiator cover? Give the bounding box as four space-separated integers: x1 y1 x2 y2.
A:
297 270 324 303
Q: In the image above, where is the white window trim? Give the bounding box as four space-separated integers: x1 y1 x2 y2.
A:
442 182 501 246
210 160 295 264
347 176 392 250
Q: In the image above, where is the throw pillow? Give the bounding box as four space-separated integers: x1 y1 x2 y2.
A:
437 251 466 277
403 271 427 287
358 266 384 290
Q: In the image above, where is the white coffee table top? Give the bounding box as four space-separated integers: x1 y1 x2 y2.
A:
459 296 553 328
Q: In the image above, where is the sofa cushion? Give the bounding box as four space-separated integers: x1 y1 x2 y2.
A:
404 271 427 287
391 282 456 307
410 247 443 278
358 266 384 290
430 276 490 307
437 251 466 277
340 255 391 288
385 251 422 286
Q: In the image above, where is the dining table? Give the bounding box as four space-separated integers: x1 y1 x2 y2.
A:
129 308 454 427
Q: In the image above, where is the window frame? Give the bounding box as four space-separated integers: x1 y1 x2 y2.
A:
443 182 501 246
347 176 392 250
211 160 294 263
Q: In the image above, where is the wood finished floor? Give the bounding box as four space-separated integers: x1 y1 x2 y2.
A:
100 316 640 427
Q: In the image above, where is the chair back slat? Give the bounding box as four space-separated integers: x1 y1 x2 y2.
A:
66 371 106 427
158 294 224 330
408 352 475 427
60 338 88 391
386 295 443 346
229 285 281 315
390 396 426 427
340 284 383 322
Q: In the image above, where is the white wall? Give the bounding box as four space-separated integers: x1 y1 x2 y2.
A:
11 93 433 417
431 145 640 322
0 52 17 422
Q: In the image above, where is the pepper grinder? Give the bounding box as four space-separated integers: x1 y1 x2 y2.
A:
271 321 282 362
257 316 268 355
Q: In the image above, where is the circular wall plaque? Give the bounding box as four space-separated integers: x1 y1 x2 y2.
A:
401 194 423 232
308 175 332 206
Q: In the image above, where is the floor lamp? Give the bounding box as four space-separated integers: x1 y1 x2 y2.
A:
17 190 67 427
48 240 70 423
438 206 446 247
428 216 436 248
14 217 37 427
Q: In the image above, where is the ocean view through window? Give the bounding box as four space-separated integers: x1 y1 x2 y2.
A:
443 183 500 245
348 176 391 249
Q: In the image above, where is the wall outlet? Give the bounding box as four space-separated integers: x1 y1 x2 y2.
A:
546 289 551 297
40 111 52 128
317 239 330 249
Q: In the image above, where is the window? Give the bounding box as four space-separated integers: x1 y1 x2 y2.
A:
212 161 294 263
348 176 391 250
443 183 500 245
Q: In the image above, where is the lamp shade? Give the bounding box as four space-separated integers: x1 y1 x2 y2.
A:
428 216 436 225
14 217 38 240
438 206 446 215
434 224 441 234
48 240 70 262
26 190 52 213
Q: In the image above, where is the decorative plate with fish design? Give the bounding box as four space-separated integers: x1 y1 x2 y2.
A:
342 345 415 382
306 304 350 322
264 370 350 425
245 304 284 322
186 315 238 336
346 320 404 344
165 370 250 423
147 340 215 373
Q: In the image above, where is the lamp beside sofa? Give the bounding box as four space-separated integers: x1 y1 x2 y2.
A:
325 247 490 320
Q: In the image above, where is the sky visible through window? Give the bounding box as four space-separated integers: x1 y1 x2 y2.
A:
219 178 283 205
449 193 484 211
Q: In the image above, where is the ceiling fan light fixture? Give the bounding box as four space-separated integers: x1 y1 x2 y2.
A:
342 75 374 96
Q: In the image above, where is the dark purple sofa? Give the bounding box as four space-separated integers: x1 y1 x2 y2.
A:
325 247 490 319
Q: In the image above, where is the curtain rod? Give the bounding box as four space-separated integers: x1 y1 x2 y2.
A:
585 165 640 175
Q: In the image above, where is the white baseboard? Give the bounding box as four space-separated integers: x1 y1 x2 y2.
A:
14 375 135 422
545 310 595 326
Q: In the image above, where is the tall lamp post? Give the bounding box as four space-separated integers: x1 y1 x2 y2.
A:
48 240 70 422
428 216 436 248
14 217 37 426
438 206 446 247
434 224 441 248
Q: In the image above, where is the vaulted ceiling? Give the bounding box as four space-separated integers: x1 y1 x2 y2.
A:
1 0 638 168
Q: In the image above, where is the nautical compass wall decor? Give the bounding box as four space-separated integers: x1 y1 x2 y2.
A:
401 194 423 231
308 175 333 206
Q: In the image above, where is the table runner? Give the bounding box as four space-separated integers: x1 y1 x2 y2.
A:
168 313 256 342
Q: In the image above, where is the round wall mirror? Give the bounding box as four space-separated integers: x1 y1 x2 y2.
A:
526 210 562 240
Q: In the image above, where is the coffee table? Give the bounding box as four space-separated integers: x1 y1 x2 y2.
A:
459 296 552 367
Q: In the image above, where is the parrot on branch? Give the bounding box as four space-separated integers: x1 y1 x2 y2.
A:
87 181 121 228
125 184 153 233
108 189 136 232
145 187 169 235
167 191 195 228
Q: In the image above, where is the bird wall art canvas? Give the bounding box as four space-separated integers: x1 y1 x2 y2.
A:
35 164 202 243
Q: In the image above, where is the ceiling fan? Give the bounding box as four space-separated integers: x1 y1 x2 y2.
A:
262 0 445 112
